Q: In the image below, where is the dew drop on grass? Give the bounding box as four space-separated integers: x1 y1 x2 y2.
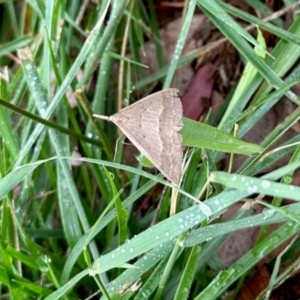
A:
252 239 275 258
247 186 258 193
247 220 254 227
214 199 220 205
289 93 299 103
261 180 271 189
141 291 147 298
198 203 212 217
263 209 275 220
231 175 237 181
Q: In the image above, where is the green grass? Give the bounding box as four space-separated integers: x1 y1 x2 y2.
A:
1 0 300 299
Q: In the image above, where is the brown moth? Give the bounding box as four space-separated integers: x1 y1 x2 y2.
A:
93 88 183 185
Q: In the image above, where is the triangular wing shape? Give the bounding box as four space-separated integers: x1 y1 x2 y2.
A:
110 88 183 184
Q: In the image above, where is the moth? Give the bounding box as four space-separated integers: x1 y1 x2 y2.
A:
94 88 183 185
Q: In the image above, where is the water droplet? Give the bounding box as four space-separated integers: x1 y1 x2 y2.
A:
247 185 257 194
261 180 271 188
199 203 212 217
263 209 275 219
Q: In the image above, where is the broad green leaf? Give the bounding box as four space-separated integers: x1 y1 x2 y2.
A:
182 118 262 155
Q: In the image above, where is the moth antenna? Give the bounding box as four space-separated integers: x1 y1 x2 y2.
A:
93 114 111 121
